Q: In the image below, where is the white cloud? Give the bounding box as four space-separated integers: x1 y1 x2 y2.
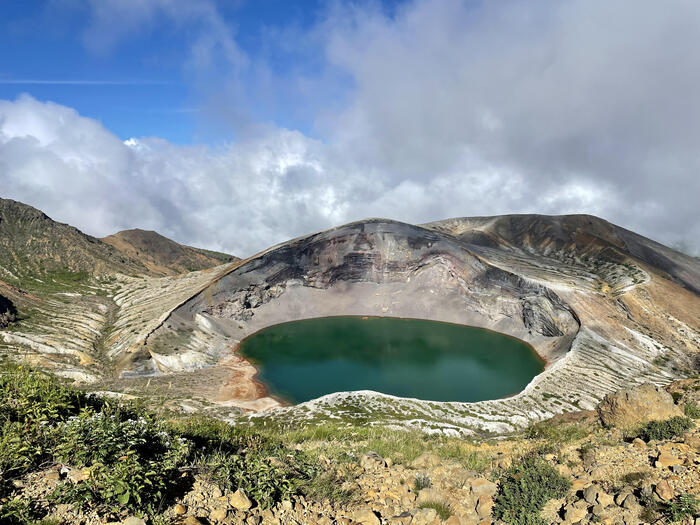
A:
2 0 700 256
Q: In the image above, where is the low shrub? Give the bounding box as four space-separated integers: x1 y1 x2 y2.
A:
525 421 589 443
0 362 320 521
636 416 693 442
418 500 452 520
684 402 700 419
493 454 571 525
664 493 700 522
413 472 432 491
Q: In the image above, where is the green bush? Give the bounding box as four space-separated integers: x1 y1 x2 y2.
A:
636 417 693 442
493 455 571 525
525 421 589 443
418 500 452 520
413 472 432 491
0 363 320 521
664 493 700 522
52 410 191 515
684 402 700 419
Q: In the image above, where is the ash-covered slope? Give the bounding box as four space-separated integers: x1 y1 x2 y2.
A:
131 216 699 431
102 229 238 276
424 214 700 295
1 204 697 434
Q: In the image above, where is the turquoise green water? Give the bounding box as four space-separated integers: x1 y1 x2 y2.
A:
237 316 544 404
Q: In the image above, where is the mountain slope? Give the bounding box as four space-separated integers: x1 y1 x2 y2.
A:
102 229 238 276
0 198 147 283
1 202 697 435
423 214 700 295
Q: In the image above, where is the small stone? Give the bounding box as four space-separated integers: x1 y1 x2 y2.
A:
656 451 682 469
655 480 674 501
631 438 646 449
476 495 494 517
670 465 686 474
470 478 498 498
353 506 381 525
174 503 187 515
229 489 253 510
209 507 228 522
563 502 587 523
121 518 146 525
182 518 204 525
361 452 387 470
622 493 637 509
583 484 601 505
444 517 461 525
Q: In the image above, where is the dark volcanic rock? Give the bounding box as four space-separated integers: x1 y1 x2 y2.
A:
0 294 17 328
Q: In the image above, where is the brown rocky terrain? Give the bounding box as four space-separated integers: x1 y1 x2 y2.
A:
102 229 237 276
11 380 700 525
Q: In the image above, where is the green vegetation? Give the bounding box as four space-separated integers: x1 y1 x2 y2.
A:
684 401 700 419
525 420 590 443
664 493 700 522
493 454 571 525
418 500 452 520
620 471 649 486
255 422 491 470
635 416 694 442
0 362 320 523
640 492 700 523
413 472 431 491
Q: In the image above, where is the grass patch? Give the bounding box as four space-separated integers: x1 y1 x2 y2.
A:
684 402 700 419
525 421 590 443
493 454 571 525
635 417 694 442
620 471 649 486
413 473 432 492
664 493 700 522
418 500 452 520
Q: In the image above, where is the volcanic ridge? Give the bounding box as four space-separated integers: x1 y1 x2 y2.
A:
0 197 698 436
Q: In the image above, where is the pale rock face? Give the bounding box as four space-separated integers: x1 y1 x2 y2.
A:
597 383 682 428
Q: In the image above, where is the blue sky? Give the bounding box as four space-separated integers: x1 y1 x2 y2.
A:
0 0 373 143
0 0 699 256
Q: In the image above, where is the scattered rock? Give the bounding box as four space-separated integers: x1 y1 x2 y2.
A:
563 501 588 523
121 518 146 525
597 384 682 427
209 507 229 522
656 451 683 469
631 438 646 449
229 489 253 510
361 452 387 470
353 506 381 525
174 503 187 515
655 480 674 501
470 478 498 499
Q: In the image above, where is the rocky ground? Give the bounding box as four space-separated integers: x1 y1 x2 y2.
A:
9 380 700 525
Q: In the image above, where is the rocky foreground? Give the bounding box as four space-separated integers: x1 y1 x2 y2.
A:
8 379 700 525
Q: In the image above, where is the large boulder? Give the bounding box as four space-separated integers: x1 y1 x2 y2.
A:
597 383 682 427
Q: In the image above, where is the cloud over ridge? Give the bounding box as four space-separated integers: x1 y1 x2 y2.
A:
1 0 699 256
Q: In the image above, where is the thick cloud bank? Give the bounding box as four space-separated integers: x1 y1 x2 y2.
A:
2 0 700 256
